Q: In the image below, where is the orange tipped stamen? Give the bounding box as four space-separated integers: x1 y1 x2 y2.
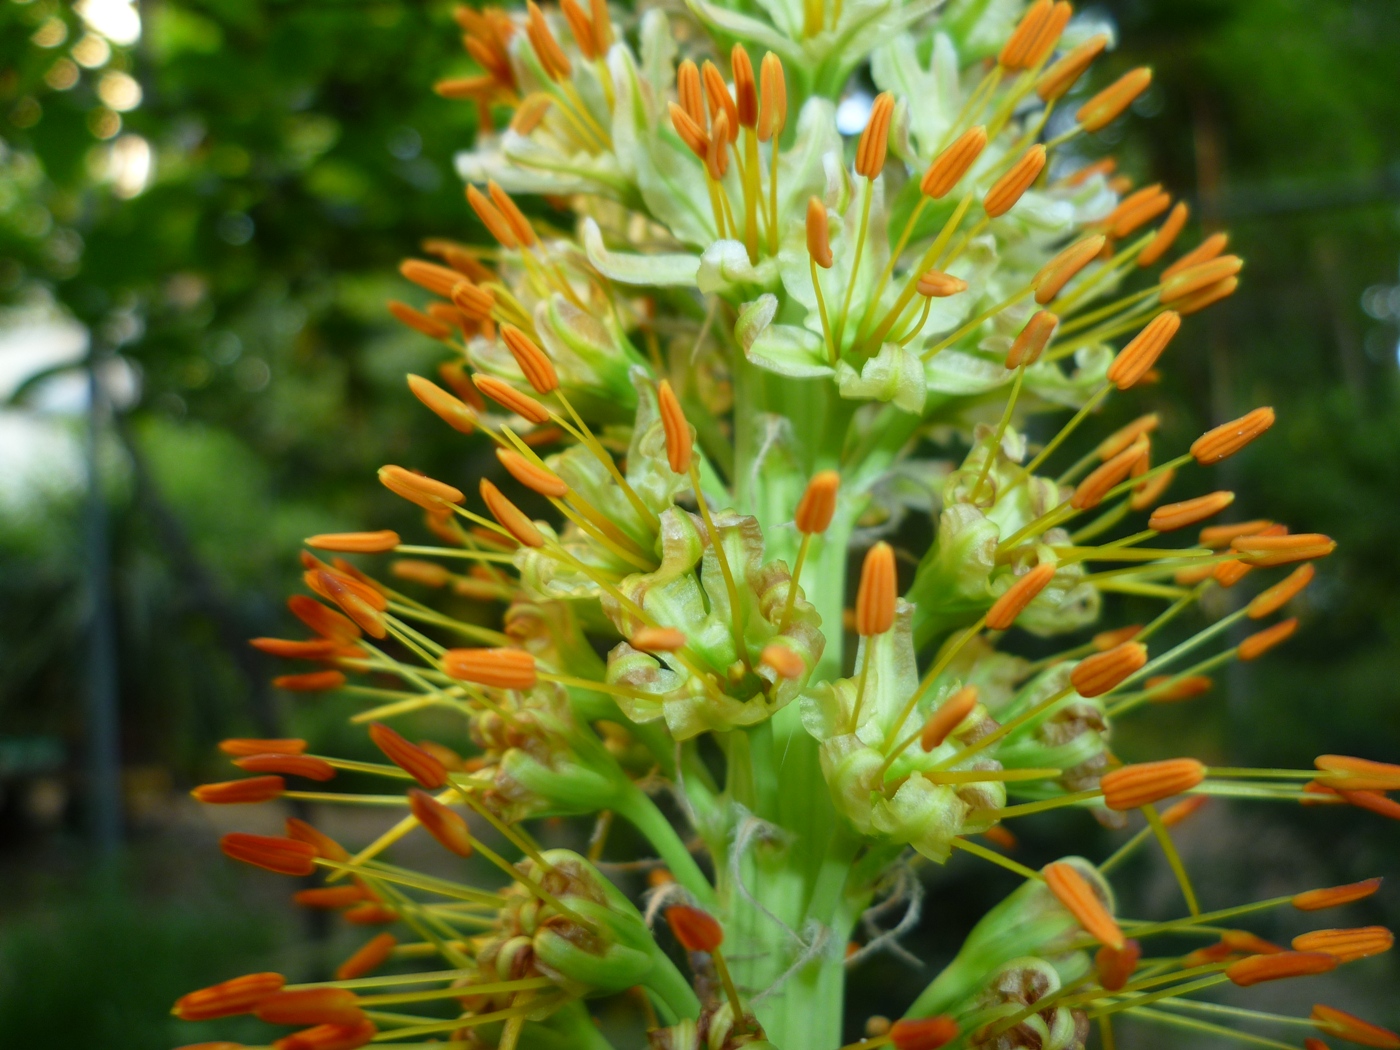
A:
677 60 704 126
500 324 558 394
1233 532 1336 567
220 833 319 876
1035 34 1108 101
855 92 895 179
450 279 496 321
1107 311 1181 390
986 562 1057 630
1200 518 1273 548
920 685 978 751
443 646 537 689
1161 794 1210 827
1238 618 1298 661
806 197 833 268
473 373 552 425
757 52 787 142
1100 757 1206 810
1292 926 1394 963
305 531 400 554
984 145 1047 218
408 374 478 434
795 470 840 534
998 0 1052 69
1094 625 1143 651
466 184 519 249
288 594 361 644
311 574 386 640
249 638 340 660
760 643 805 679
1005 309 1058 369
273 670 348 692
665 904 724 952
174 972 286 1021
916 270 969 298
1035 236 1106 304
525 1 571 80
1072 438 1149 509
368 722 448 789
1249 564 1315 618
1148 490 1234 532
1314 755 1400 791
399 259 466 298
1077 67 1153 132
1176 275 1240 316
378 465 466 510
486 181 537 247
1139 201 1190 267
336 933 397 981
294 886 370 909
1022 0 1071 66
391 559 452 588
730 44 757 128
1098 414 1160 461
1044 861 1124 949
478 478 545 548
1225 950 1337 987
233 754 336 781
285 818 351 862
1312 1004 1400 1049
1095 939 1142 991
1161 255 1244 303
496 448 568 499
657 380 693 475
1108 187 1172 239
1163 231 1230 281
220 737 308 757
855 542 898 637
255 988 365 1027
1191 407 1275 464
890 1016 960 1050
1071 641 1148 697
922 126 988 199
193 776 285 805
1293 878 1384 912
701 61 738 144
387 300 453 340
632 627 687 653
407 789 475 857
1145 674 1214 702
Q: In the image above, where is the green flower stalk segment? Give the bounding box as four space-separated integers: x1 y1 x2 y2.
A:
176 2 1395 1049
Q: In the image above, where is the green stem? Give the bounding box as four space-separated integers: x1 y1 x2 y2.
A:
614 785 716 908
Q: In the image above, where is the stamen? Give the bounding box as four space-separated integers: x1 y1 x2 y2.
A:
499 325 558 393
480 479 546 548
1176 275 1240 315
193 776 285 805
1100 758 1206 810
1238 618 1298 661
466 184 520 249
473 373 552 425
407 789 475 857
1035 235 1107 304
1144 674 1214 702
758 52 787 142
1035 34 1108 101
1149 491 1234 532
1161 255 1244 303
295 886 370 909
855 92 895 179
305 530 401 554
1201 518 1273 548
632 626 687 652
276 669 352 692
378 465 467 511
1162 794 1210 826
1107 311 1181 389
1072 438 1149 509
1077 67 1153 132
916 270 968 298
286 817 352 862
984 144 1047 218
889 1016 959 1050
1005 309 1059 368
731 45 757 128
442 646 537 690
1311 1004 1400 1049
761 643 805 678
921 126 989 199
1292 926 1394 963
1190 407 1275 464
399 259 467 297
920 685 978 751
1163 232 1230 280
254 987 365 1027
221 737 308 757
408 374 479 434
1044 861 1125 949
1292 878 1383 912
1106 186 1172 238
336 933 397 982
657 380 693 475
525 1 571 80
998 0 1053 70
1129 467 1176 510
1225 951 1337 987
221 832 319 876
986 560 1058 629
1314 755 1400 791
388 300 453 340
1234 532 1336 567
174 972 286 1020
496 448 567 499
367 722 449 789
234 755 336 781
1022 0 1071 66
855 542 898 637
1139 202 1190 267
1249 565 1315 618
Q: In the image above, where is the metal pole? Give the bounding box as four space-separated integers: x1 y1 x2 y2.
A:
85 351 122 854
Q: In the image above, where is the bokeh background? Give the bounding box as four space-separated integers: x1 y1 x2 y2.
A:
2 0 1398 1045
